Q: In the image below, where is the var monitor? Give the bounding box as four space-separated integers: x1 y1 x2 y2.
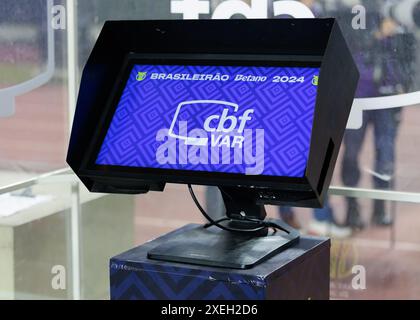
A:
67 19 358 268
67 19 359 209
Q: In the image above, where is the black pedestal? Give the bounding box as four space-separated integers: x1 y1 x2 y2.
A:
110 224 330 300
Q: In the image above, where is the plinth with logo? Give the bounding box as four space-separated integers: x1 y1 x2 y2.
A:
110 224 330 300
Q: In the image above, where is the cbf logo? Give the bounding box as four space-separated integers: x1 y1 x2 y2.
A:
155 100 264 175
136 72 147 82
168 100 254 148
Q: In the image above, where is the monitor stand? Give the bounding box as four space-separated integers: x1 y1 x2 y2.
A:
147 186 300 269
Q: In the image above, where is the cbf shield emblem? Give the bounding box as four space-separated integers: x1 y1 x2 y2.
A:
136 72 147 81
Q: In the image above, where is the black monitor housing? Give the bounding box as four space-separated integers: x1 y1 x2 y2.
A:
67 19 359 269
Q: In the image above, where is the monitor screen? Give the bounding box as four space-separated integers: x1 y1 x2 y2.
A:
96 63 320 177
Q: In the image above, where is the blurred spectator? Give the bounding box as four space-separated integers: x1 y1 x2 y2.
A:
306 0 416 231
343 12 416 228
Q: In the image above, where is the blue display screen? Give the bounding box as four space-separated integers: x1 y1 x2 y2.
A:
96 64 320 177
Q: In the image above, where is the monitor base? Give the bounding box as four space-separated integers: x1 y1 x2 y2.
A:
147 220 299 269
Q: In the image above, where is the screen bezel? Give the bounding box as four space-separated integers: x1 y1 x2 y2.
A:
80 53 322 188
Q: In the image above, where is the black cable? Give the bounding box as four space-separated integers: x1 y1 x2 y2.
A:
188 184 269 234
203 217 230 228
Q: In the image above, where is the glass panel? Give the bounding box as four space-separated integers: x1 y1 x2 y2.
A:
268 197 420 299
77 0 175 70
315 1 420 194
0 179 136 300
0 0 69 184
